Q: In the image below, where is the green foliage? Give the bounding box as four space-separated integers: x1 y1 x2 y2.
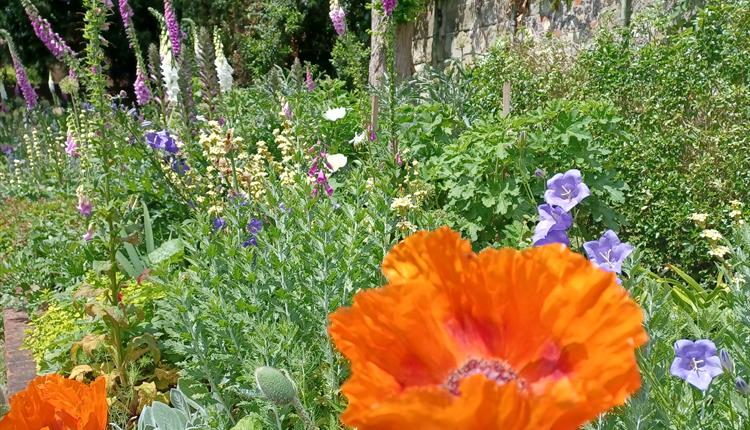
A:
24 301 90 372
469 0 750 274
330 33 370 88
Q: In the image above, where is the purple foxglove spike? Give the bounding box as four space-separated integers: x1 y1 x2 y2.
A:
118 0 134 28
134 67 152 105
305 66 315 92
329 6 346 36
164 0 181 57
383 0 397 16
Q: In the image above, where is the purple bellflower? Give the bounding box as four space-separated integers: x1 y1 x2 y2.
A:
670 339 723 391
544 169 591 212
145 130 179 154
533 229 571 247
532 204 572 246
212 217 226 231
583 230 634 275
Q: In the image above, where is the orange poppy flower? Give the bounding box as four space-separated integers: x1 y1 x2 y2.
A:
329 227 647 429
0 374 108 430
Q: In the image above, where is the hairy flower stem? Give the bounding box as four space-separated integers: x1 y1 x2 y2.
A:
292 397 318 430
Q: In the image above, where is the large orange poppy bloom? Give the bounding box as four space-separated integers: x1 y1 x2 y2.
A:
0 374 108 430
329 227 647 429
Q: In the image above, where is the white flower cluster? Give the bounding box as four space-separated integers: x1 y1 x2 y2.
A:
160 32 180 104
214 33 233 94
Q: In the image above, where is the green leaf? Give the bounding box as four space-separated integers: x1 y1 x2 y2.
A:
148 239 184 267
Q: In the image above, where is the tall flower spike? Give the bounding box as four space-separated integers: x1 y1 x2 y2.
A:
214 32 233 94
383 0 397 17
163 0 181 57
305 66 315 92
134 65 152 105
329 0 346 36
160 32 180 103
330 228 647 429
22 0 75 61
0 30 38 109
118 0 134 27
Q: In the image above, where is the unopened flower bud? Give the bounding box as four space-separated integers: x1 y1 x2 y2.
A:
736 377 750 396
254 366 297 406
720 349 734 374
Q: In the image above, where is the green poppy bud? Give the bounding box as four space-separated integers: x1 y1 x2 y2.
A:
254 366 297 406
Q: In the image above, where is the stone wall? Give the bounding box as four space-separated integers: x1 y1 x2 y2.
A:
412 0 656 70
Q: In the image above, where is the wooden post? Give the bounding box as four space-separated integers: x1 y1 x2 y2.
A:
502 81 511 117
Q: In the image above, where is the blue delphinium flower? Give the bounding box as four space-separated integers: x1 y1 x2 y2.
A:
544 169 590 212
532 204 572 246
670 339 723 391
584 230 634 276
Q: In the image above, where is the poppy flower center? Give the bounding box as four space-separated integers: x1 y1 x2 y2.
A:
443 358 522 396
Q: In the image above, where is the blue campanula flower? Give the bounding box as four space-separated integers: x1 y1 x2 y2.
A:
670 339 723 391
532 229 570 247
544 169 590 212
583 230 634 275
532 204 572 246
145 130 179 154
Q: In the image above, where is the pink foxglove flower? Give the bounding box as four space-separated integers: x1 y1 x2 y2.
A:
134 67 151 105
383 0 397 17
329 3 346 36
164 0 181 57
65 132 78 157
305 66 315 92
77 196 93 218
83 224 95 242
23 1 75 60
0 30 37 109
